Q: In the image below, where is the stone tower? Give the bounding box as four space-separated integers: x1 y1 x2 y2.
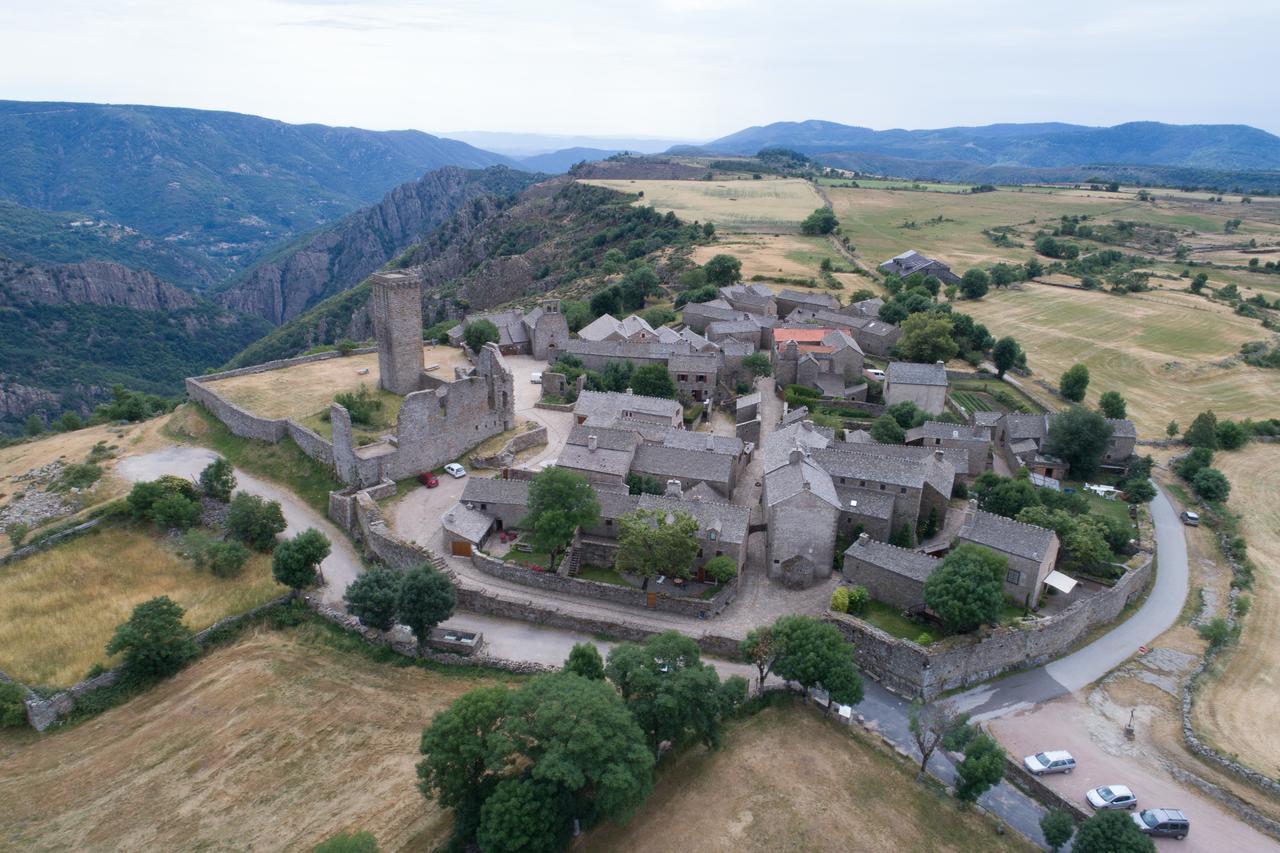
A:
370 271 423 395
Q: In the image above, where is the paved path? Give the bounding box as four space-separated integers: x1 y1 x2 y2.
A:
953 481 1189 720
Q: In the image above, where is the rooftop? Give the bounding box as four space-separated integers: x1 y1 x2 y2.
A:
574 390 683 424
764 455 841 509
958 507 1058 563
845 535 941 582
636 493 750 545
886 361 948 387
442 502 494 543
462 477 531 506
632 443 735 486
777 289 839 308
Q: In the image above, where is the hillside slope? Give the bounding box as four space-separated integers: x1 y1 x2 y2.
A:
214 166 539 324
0 100 520 278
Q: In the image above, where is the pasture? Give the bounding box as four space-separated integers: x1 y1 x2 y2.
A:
690 233 877 298
0 524 280 687
960 284 1278 435
580 177 822 231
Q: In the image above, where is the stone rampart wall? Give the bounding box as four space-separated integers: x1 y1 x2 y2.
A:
195 347 378 384
186 379 288 443
285 421 335 467
471 424 548 468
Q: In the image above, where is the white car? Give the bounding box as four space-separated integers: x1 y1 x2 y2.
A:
443 463 467 479
530 371 543 384
1087 784 1137 810
864 368 886 381
1023 750 1076 776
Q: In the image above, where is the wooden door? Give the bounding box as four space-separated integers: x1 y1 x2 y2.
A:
450 540 472 557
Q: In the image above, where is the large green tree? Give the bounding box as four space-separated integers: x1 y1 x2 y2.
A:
563 642 605 680
1192 467 1231 502
800 208 838 235
991 336 1023 378
344 566 403 631
272 528 332 593
1044 406 1115 479
629 363 677 399
620 265 660 312
1071 810 1155 853
398 564 456 650
979 476 1041 519
522 467 601 568
417 685 511 843
1183 410 1219 449
227 492 287 551
959 268 990 300
954 732 1006 803
463 319 500 353
476 779 567 853
922 544 1007 633
614 509 700 581
771 615 864 710
1040 809 1075 852
105 595 199 679
703 254 742 286
198 457 236 502
896 312 959 363
1059 363 1090 402
1098 390 1127 420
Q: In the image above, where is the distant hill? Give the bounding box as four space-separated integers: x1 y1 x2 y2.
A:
444 131 693 157
0 100 522 281
696 119 1280 171
516 148 625 173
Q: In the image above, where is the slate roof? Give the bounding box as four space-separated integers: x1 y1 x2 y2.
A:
631 444 735 486
660 429 743 456
973 411 1004 428
959 509 1058 563
462 477 530 506
574 390 683 424
845 536 941 582
811 445 956 494
567 423 643 452
908 421 990 442
1003 413 1051 442
636 493 750 545
735 390 761 411
654 326 684 344
596 490 641 521
683 481 724 502
561 339 687 361
721 283 775 300
763 419 835 472
442 502 494 543
763 457 841 509
677 326 714 349
886 361 948 387
1106 418 1138 438
447 310 530 347
834 485 896 519
777 289 839 309
558 444 635 477
719 340 755 357
577 313 627 341
681 301 745 325
706 319 765 336
668 353 721 373
848 297 884 318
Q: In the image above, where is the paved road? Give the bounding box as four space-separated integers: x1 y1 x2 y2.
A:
953 481 1189 721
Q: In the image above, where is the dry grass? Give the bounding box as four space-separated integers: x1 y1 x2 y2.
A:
0 626 504 852
1194 444 1280 775
0 525 282 687
208 344 468 421
585 703 1031 853
959 284 1277 435
690 233 880 299
580 178 822 231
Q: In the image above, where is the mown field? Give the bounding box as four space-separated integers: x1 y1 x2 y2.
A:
580 177 822 231
961 284 1277 435
0 524 281 686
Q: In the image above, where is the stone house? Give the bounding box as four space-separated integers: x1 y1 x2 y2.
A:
763 449 842 588
842 533 941 611
954 502 1059 606
631 443 736 497
782 307 902 359
573 390 683 428
811 446 955 542
905 420 992 476
719 283 778 316
446 300 570 360
1103 418 1138 468
735 390 761 424
877 250 961 285
460 477 531 531
884 361 949 415
679 299 741 332
668 352 721 402
995 412 1137 477
705 316 775 350
441 502 495 557
557 425 643 490
577 313 681 344
560 339 723 402
772 328 866 397
775 288 840 318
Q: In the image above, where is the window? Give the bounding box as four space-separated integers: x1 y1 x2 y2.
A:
480 503 487 511
899 486 906 494
679 374 688 382
715 550 723 557
697 374 705 383
879 484 885 491
605 519 613 527
709 530 718 540
839 477 845 484
859 480 866 487
1006 568 1022 585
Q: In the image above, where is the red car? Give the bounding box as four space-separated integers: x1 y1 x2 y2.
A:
418 472 439 488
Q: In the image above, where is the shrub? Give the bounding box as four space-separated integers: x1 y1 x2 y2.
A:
846 585 869 615
0 680 28 727
955 732 1006 803
344 566 403 631
227 492 287 551
702 555 738 583
1192 468 1231 502
183 532 251 578
7 522 29 548
1198 617 1234 648
150 492 202 530
314 831 379 853
334 385 384 427
272 529 332 592
1174 446 1213 481
1216 419 1248 450
463 319 500 352
1040 809 1075 852
105 596 199 679
336 339 359 357
51 463 102 492
198 457 236 502
923 544 1006 632
830 586 850 613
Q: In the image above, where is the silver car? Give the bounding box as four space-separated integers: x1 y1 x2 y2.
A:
1087 784 1137 810
1023 750 1076 776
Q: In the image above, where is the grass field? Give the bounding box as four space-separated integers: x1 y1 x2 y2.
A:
0 624 510 851
960 285 1277 435
691 234 878 299
0 524 280 687
580 178 822 231
584 702 1031 852
1194 444 1280 777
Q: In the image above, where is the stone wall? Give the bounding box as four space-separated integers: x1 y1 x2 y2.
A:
828 553 1154 699
0 516 105 566
735 418 761 446
185 377 289 443
285 420 334 467
470 424 548 468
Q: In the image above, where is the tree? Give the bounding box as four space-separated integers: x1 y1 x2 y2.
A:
800 208 838 235
1166 420 1179 437
703 254 742 286
1190 272 1208 293
150 491 202 530
272 528 332 592
741 626 776 690
522 467 601 568
991 337 1023 378
625 472 665 495
954 732 1006 803
869 414 905 444
1175 446 1213 481
923 544 1007 633
1059 363 1090 402
314 831 379 853
605 632 746 754
642 306 676 328
226 492 287 551
56 411 84 432
889 523 914 548
908 700 962 778
1216 419 1248 450
1122 479 1155 504
1044 406 1114 479
959 268 990 300
24 414 43 436
105 596 199 679
564 642 605 680
741 351 772 378
629 363 677 399
1098 390 1127 420
0 680 28 728
1072 810 1155 853
1183 410 1219 448
1192 467 1231 502
344 566 403 631
398 564 456 650
615 509 700 581
981 477 1041 519
897 312 959 363
771 615 864 710
1040 809 1075 852
988 263 1019 288
198 457 236 502
476 779 565 853
620 265 659 311
1024 258 1045 279
589 286 622 318
702 554 738 583
463 319 500 353
417 685 510 842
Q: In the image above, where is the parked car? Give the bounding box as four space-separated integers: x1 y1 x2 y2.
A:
530 371 543 384
1086 784 1137 810
443 463 467 479
1133 808 1189 839
864 367 886 381
1180 510 1200 527
1023 750 1076 776
418 471 439 488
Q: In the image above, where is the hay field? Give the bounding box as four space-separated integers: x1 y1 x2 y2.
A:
1194 444 1280 776
0 626 503 851
580 178 822 231
960 285 1278 435
689 233 879 298
209 344 468 421
0 525 281 686
585 703 1030 853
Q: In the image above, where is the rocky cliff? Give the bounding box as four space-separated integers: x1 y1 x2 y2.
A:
215 166 538 324
0 259 197 311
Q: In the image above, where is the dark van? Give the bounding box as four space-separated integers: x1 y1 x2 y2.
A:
1133 808 1189 839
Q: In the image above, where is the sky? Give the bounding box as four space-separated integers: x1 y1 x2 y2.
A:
2 0 1278 141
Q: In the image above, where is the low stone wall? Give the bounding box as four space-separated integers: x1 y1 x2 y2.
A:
1000 742 1090 823
22 594 292 731
196 347 377 383
470 551 736 619
0 517 105 566
534 400 575 413
186 378 289 443
285 420 335 467
470 424 548 468
829 554 1154 699
353 492 436 571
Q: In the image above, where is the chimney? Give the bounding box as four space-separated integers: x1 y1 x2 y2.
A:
802 478 811 491
705 433 714 451
588 434 598 452
934 449 944 461
625 387 634 395
665 478 683 497
788 448 804 466
801 419 814 432
858 532 870 545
